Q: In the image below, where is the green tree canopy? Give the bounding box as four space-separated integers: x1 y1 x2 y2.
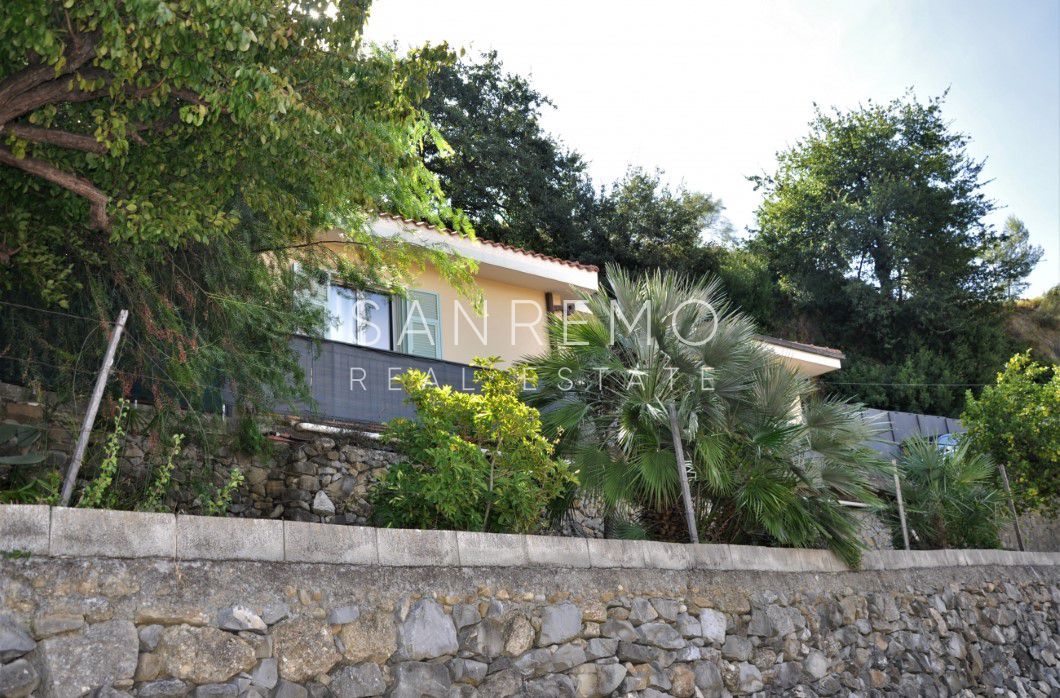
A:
963 352 1060 514
985 216 1044 300
0 1 472 412
421 53 733 280
750 92 1038 415
587 167 730 277
421 51 596 261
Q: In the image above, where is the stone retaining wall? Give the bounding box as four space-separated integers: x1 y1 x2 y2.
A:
0 383 607 538
1002 511 1060 553
1 505 1058 698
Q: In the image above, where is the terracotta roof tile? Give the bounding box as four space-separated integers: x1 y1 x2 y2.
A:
377 212 600 273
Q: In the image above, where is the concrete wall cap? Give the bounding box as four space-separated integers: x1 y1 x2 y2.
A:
176 514 283 561
0 503 50 555
1 505 1058 571
284 520 377 565
586 538 648 569
525 534 590 568
376 527 459 567
456 531 529 567
50 507 175 559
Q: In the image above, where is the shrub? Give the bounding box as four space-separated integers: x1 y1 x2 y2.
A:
78 399 130 509
232 413 272 458
370 359 576 533
894 436 1007 549
962 352 1060 514
139 433 184 512
525 265 885 567
203 467 245 516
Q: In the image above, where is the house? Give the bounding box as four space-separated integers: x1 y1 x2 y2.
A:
287 215 845 427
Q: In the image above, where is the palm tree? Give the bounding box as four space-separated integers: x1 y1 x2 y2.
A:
895 437 1006 549
524 265 884 566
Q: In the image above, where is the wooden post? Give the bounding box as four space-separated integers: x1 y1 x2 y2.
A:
60 309 129 507
997 462 1025 551
667 402 699 544
892 459 910 551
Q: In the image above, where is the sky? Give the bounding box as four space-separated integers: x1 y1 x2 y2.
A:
365 0 1060 296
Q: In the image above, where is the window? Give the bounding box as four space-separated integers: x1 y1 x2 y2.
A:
396 290 442 359
293 263 441 358
327 285 393 350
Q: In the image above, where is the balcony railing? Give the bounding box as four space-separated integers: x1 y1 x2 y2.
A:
282 336 482 426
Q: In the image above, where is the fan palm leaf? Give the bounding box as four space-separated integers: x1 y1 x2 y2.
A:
523 264 887 566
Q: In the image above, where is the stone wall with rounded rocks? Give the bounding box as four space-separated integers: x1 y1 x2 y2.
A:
0 383 606 537
1 505 1058 697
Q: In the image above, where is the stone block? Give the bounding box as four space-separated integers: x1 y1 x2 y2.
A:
283 521 377 565
691 544 733 570
726 544 846 572
525 534 590 568
455 531 528 567
50 507 174 558
537 603 582 646
157 625 257 685
862 549 960 570
5 402 43 422
0 658 39 698
641 540 693 570
36 620 138 698
376 527 459 567
396 599 458 660
0 504 50 554
586 538 648 568
176 514 282 561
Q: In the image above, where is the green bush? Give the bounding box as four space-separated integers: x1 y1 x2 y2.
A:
894 436 1007 549
370 359 576 533
962 352 1060 514
78 399 130 510
139 433 183 513
203 467 245 516
232 413 272 458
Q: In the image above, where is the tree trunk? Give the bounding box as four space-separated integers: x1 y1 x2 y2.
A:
640 504 693 543
667 402 699 544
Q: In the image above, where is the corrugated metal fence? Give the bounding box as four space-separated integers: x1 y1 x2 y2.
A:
862 408 965 459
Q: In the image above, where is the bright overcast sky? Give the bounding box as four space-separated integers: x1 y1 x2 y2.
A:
365 0 1060 296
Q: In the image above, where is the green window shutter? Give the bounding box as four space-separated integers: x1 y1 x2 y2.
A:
400 290 442 359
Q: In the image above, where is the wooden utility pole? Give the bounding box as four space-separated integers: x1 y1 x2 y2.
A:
892 459 910 551
60 309 129 506
997 463 1025 551
667 402 699 544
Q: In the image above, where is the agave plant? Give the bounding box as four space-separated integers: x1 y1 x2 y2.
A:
524 264 885 566
895 436 1007 549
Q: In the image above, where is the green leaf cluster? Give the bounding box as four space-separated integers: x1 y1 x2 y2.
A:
749 92 1041 416
371 359 576 534
0 1 474 421
525 265 886 567
892 436 1007 549
962 352 1060 514
78 397 130 509
421 53 733 281
0 423 46 466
